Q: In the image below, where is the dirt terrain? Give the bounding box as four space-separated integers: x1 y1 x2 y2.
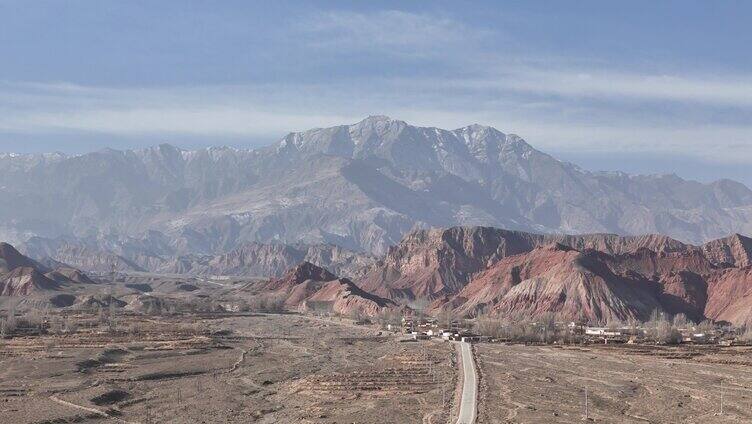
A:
0 312 456 423
476 343 752 423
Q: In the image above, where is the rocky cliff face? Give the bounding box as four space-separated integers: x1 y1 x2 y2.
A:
359 227 720 300
359 226 541 299
701 234 752 268
362 226 752 324
2 116 751 256
0 267 58 296
490 250 663 324
250 262 394 317
0 242 94 297
0 242 45 273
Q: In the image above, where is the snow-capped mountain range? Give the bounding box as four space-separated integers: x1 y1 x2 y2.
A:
2 115 751 262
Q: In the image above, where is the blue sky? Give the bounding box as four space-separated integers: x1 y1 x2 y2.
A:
1 1 751 184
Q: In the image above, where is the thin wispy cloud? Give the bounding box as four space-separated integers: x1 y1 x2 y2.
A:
299 10 488 52
0 4 750 180
1 74 750 164
476 69 752 107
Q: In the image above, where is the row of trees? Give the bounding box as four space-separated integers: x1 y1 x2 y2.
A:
0 291 293 338
235 294 285 313
474 313 577 344
468 309 739 345
1 301 54 337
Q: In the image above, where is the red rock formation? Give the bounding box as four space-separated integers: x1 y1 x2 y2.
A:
604 248 717 278
0 242 44 273
701 234 752 268
299 278 395 317
261 261 337 291
359 227 541 299
360 226 752 325
490 252 661 323
444 243 579 317
0 242 94 298
0 267 58 296
257 262 394 317
45 268 96 285
658 271 707 322
547 233 691 256
704 268 752 325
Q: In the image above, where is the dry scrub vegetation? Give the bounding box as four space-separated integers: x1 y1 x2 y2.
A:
0 310 456 423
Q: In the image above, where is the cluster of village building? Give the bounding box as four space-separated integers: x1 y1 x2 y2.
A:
396 317 484 343
394 316 744 346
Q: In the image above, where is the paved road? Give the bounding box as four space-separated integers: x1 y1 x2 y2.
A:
456 341 478 424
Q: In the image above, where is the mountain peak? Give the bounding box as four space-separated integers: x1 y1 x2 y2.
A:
0 242 45 274
459 123 498 133
352 115 407 130
359 115 396 124
285 261 338 285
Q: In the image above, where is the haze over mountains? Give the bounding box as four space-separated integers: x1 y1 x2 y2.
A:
2 116 751 273
6 226 752 325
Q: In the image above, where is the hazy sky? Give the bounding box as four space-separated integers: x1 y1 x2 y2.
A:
1 1 750 184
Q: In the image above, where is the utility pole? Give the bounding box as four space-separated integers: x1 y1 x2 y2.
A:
442 383 446 407
584 387 589 421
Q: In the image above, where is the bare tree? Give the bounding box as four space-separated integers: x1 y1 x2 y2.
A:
23 308 43 332
645 311 681 344
672 313 690 329
375 308 400 329
63 316 78 334
108 296 118 333
475 316 505 339
49 315 64 335
408 297 430 321
7 299 17 332
436 308 456 329
606 317 624 331
697 319 716 334
539 312 557 343
0 318 14 338
247 294 285 313
736 326 752 343
348 308 366 323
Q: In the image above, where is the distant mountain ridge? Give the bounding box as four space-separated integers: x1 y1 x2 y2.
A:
2 116 751 257
8 225 752 325
20 237 375 279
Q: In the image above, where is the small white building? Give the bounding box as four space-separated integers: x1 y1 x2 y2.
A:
585 327 622 337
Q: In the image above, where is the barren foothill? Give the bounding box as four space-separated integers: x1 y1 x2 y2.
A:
475 343 752 423
0 312 456 423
